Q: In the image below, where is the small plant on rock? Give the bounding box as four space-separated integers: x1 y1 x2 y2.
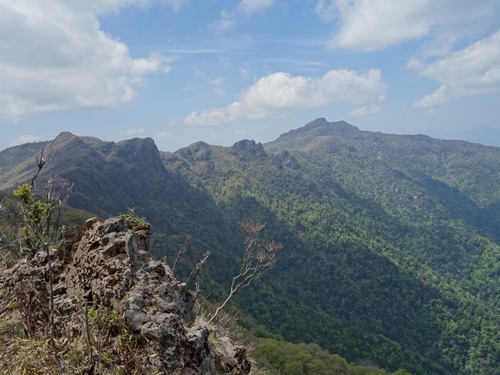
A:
119 207 148 229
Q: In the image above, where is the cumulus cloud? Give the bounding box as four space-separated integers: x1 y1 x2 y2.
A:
0 1 172 120
326 0 431 50
413 86 448 108
319 0 499 51
185 69 386 125
349 104 381 117
412 30 500 108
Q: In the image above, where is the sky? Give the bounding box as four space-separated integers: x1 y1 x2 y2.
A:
1 0 500 152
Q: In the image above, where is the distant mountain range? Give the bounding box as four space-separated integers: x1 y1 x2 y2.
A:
1 118 499 375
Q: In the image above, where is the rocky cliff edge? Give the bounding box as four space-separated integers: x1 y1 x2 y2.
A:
1 216 249 374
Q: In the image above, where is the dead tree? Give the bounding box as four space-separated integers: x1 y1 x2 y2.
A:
208 220 282 324
172 234 192 272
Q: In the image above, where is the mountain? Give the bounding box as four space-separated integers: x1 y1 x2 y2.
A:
0 119 499 374
0 132 225 234
423 125 500 148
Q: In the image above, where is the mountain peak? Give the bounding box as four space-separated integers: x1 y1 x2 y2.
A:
304 117 329 127
265 118 360 152
175 141 213 162
303 118 358 133
52 131 81 144
230 139 267 161
51 131 87 148
54 131 77 140
111 137 166 174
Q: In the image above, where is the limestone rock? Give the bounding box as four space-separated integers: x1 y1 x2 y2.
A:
212 336 251 375
4 216 249 374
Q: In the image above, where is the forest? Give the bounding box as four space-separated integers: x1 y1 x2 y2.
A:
0 119 499 374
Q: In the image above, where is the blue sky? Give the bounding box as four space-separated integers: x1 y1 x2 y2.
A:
1 0 500 151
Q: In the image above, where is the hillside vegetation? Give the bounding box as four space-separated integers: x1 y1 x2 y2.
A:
0 119 498 374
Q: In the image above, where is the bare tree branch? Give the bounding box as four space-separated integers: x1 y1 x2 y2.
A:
30 148 48 191
172 234 192 272
186 250 211 289
208 220 283 325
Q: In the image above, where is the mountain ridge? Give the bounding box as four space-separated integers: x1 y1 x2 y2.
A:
1 120 499 374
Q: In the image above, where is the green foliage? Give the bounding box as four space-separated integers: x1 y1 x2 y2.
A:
12 183 34 204
12 183 54 256
88 306 120 334
0 275 147 374
2 121 499 374
157 121 500 374
254 338 411 375
118 207 149 229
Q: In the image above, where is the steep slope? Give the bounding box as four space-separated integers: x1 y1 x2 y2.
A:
0 132 240 299
265 119 500 305
0 132 227 235
1 121 499 374
267 118 500 222
0 132 171 224
0 140 51 188
161 120 500 374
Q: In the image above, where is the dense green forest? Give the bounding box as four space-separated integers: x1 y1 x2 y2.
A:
0 119 498 374
254 338 412 375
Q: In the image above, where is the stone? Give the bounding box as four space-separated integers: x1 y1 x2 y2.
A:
85 217 99 228
4 216 250 374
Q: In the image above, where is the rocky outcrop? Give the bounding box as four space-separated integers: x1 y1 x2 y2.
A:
4 216 250 374
230 140 267 161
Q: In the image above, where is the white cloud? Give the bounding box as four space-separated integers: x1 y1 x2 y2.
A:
185 69 386 125
161 0 188 13
155 131 170 139
315 0 337 22
209 10 236 33
320 0 499 51
413 30 500 108
348 104 381 117
413 86 448 108
239 66 250 79
409 32 458 64
0 1 171 120
10 134 43 146
239 0 274 14
210 78 226 96
82 0 187 14
126 128 146 135
327 0 431 50
209 0 274 32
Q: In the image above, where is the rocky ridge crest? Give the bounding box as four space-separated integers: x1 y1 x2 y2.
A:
2 216 249 374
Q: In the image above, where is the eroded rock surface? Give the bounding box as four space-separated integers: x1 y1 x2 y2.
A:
5 217 249 374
